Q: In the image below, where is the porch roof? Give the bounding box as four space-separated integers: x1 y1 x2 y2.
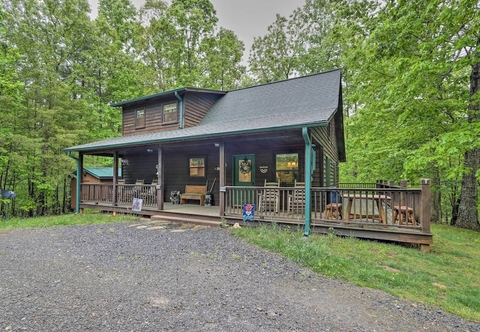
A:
64 69 342 153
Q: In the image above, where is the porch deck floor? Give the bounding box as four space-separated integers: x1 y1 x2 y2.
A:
82 200 220 217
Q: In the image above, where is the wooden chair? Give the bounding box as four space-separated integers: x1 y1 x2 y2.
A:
141 179 157 205
325 191 343 220
133 179 144 198
393 205 415 225
288 180 305 214
116 179 126 202
259 179 280 213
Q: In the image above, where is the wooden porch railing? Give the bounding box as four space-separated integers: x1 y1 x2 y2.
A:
80 180 431 235
80 183 158 207
223 179 431 234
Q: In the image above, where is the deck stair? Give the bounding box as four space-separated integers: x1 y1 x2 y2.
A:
151 213 221 228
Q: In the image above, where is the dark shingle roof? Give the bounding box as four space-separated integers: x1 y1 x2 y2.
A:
202 69 340 125
65 69 341 152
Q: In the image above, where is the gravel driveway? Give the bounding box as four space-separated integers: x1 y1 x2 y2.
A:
1 220 478 331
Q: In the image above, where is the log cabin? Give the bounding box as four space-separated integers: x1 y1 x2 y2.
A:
64 69 433 250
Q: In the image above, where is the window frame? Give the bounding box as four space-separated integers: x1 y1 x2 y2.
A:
163 102 178 124
135 108 146 128
275 153 299 186
189 156 206 178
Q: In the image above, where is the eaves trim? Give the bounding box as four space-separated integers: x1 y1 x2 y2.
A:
63 121 328 153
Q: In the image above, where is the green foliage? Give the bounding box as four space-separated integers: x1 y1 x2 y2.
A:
232 223 480 321
333 0 480 223
1 0 248 218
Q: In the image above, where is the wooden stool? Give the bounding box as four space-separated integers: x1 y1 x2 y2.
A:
393 205 415 224
325 203 342 219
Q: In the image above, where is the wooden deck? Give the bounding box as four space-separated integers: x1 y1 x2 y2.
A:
79 180 433 250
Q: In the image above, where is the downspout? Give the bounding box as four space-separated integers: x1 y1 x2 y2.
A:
67 151 81 214
174 91 184 129
302 127 312 236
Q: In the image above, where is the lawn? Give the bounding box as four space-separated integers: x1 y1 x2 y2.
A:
0 209 140 230
232 223 480 322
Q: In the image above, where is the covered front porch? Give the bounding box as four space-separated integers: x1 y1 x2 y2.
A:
78 180 433 250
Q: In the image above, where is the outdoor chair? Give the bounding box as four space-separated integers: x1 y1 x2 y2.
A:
287 180 305 215
325 190 343 220
258 179 280 214
144 179 158 203
392 205 416 225
133 179 144 198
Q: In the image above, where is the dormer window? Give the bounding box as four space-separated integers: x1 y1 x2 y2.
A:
163 103 178 123
135 109 145 128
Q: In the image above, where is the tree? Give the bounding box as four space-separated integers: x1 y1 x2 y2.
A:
335 0 480 227
248 14 301 83
202 27 245 90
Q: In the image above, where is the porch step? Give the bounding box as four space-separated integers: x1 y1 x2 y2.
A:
150 214 221 228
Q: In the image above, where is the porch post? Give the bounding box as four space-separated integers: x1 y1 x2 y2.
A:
302 127 312 236
157 146 164 210
420 179 431 234
219 142 225 216
112 151 118 211
77 152 83 214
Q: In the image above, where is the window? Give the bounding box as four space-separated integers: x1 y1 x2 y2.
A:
276 153 298 186
189 157 205 177
135 109 145 128
163 103 178 123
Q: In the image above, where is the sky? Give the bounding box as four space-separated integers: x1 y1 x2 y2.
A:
89 0 306 61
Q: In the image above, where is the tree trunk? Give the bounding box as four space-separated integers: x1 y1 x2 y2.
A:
456 53 480 230
430 171 441 223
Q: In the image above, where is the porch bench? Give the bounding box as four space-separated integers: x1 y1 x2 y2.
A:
180 185 206 206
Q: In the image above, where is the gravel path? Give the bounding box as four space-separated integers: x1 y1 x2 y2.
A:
0 221 478 331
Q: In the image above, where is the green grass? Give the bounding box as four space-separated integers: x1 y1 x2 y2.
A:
231 223 480 322
0 209 141 230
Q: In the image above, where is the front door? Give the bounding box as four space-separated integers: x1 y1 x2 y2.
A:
233 155 256 206
233 154 255 186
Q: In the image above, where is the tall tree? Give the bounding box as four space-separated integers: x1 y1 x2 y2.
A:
336 0 479 227
202 27 245 90
165 0 218 87
248 14 301 83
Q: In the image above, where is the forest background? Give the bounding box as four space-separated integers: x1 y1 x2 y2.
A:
1 0 479 230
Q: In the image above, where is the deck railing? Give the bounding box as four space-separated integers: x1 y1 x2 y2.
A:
223 181 430 233
80 183 158 207
80 180 431 234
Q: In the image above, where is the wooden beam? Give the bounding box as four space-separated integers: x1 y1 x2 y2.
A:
421 179 431 234
219 142 225 216
113 151 118 210
157 146 164 210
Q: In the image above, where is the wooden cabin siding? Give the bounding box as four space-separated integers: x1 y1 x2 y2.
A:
183 93 222 128
122 98 180 136
121 92 222 136
312 146 323 187
121 151 158 184
311 126 338 163
163 146 220 205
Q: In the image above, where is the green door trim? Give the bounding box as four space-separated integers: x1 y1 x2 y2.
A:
233 154 256 186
